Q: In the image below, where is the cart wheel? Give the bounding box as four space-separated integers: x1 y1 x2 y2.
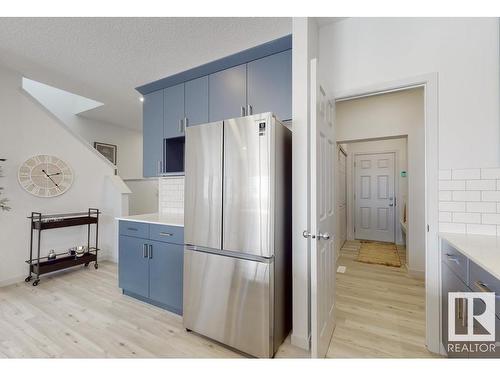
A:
84 263 89 267
25 276 32 282
94 263 99 269
32 280 39 286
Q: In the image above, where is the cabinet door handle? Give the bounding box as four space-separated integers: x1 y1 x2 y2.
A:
475 281 492 293
183 117 188 131
241 106 246 117
149 244 153 259
157 160 163 176
159 232 173 237
445 254 460 264
128 227 138 232
143 244 148 258
178 119 183 133
247 104 253 115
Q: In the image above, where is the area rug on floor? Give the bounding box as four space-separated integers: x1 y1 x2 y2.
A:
356 240 402 267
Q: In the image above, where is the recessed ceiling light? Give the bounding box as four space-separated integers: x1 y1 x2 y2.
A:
139 96 144 102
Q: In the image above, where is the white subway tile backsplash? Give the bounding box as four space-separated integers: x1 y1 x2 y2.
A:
439 180 466 191
481 213 500 225
439 191 452 201
465 179 496 191
158 177 185 215
466 224 497 236
481 191 500 202
452 212 481 224
452 168 480 180
466 202 497 213
439 169 451 180
439 212 452 222
440 167 500 236
439 201 466 212
439 222 466 234
481 168 500 179
452 191 480 202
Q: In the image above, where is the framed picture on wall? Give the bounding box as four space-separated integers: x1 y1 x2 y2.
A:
94 142 117 165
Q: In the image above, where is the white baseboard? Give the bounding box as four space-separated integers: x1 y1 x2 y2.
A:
291 332 311 351
0 275 26 288
408 268 425 280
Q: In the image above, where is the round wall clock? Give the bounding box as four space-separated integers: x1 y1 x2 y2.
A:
18 155 74 197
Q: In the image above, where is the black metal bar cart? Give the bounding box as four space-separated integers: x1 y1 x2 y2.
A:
26 208 100 286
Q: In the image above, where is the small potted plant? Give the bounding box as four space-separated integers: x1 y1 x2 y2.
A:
0 158 11 212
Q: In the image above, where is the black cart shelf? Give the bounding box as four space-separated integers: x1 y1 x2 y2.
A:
26 209 100 286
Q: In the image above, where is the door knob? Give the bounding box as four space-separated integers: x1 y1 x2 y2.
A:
303 230 316 239
318 232 330 240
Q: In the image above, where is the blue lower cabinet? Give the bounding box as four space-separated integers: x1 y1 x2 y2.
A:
149 242 183 314
119 236 150 298
118 222 184 315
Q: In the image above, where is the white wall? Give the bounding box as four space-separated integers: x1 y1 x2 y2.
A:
22 76 158 214
319 17 500 170
22 78 144 180
336 88 423 273
342 138 408 245
0 64 126 286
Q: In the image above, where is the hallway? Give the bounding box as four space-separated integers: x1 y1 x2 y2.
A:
327 240 437 358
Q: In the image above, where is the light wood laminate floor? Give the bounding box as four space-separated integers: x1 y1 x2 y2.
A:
0 261 307 358
327 240 437 358
0 242 436 358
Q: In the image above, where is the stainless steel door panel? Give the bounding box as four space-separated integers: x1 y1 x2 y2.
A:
223 113 274 257
183 248 272 358
184 122 223 249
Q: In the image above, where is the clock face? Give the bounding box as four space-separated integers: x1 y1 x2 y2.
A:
18 155 73 197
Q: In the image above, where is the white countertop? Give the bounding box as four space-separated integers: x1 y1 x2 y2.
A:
439 232 500 280
117 212 184 227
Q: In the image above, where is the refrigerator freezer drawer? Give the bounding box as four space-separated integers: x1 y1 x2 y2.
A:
183 248 273 358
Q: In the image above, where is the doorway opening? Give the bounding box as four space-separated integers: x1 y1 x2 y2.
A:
329 86 433 357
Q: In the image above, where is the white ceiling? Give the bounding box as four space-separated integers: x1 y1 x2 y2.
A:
0 18 291 130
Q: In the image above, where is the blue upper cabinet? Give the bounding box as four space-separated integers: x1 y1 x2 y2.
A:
209 64 247 122
139 35 292 177
185 76 209 127
163 83 185 139
143 90 164 177
247 49 292 121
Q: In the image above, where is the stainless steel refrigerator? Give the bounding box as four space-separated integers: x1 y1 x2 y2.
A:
183 112 292 358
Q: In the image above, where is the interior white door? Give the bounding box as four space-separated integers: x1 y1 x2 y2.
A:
335 148 347 259
308 58 336 358
354 152 395 243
